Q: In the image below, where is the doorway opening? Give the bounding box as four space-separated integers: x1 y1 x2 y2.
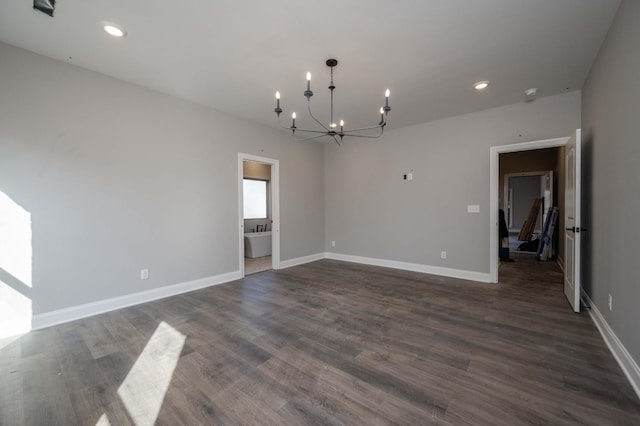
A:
238 153 280 277
489 137 569 283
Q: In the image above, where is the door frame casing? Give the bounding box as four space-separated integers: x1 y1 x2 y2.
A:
489 137 569 283
238 153 280 277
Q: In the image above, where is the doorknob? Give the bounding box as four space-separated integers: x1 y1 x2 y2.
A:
566 227 585 233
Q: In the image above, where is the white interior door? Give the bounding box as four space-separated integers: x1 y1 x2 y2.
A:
564 129 582 312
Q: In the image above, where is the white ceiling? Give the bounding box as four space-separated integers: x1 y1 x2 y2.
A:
0 0 620 134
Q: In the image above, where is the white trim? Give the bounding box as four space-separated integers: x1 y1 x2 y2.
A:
32 270 241 330
279 253 325 269
325 252 492 283
239 153 280 277
280 251 492 283
489 137 569 283
581 290 640 400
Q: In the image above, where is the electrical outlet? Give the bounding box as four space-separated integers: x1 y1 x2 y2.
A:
608 294 612 311
331 241 336 247
140 269 149 280
467 205 480 213
441 251 447 259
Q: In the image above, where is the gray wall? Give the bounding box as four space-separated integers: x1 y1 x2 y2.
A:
0 42 324 315
581 0 640 368
325 91 581 274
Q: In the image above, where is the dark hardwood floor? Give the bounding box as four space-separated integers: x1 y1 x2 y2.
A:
2 254 640 425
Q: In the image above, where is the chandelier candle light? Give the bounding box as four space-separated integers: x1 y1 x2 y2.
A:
274 59 391 145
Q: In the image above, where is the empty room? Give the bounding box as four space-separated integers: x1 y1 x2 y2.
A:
1 0 639 424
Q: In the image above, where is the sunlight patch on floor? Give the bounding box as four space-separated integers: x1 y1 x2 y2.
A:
95 413 111 426
117 321 186 426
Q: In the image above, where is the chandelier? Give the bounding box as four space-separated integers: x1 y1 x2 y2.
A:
274 59 391 145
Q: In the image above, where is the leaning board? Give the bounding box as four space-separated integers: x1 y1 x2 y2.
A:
538 206 559 261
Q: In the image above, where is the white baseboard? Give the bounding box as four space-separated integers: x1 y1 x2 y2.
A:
581 290 640 400
278 252 325 269
32 270 241 330
556 256 565 272
324 252 492 283
277 250 493 283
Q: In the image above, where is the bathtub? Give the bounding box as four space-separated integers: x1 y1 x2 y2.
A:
244 231 272 258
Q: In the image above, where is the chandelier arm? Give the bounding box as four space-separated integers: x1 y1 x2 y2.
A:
343 123 386 133
294 133 333 142
331 134 341 146
342 126 385 139
341 133 383 139
294 129 334 135
307 100 331 132
278 115 330 134
342 131 384 139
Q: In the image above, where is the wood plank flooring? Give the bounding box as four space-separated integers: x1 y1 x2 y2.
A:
2 254 640 425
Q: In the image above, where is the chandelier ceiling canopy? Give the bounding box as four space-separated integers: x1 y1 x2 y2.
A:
274 59 391 145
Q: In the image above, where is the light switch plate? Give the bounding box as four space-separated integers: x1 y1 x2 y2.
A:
467 205 480 213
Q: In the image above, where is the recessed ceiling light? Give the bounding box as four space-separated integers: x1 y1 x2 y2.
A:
474 81 490 91
103 23 126 38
